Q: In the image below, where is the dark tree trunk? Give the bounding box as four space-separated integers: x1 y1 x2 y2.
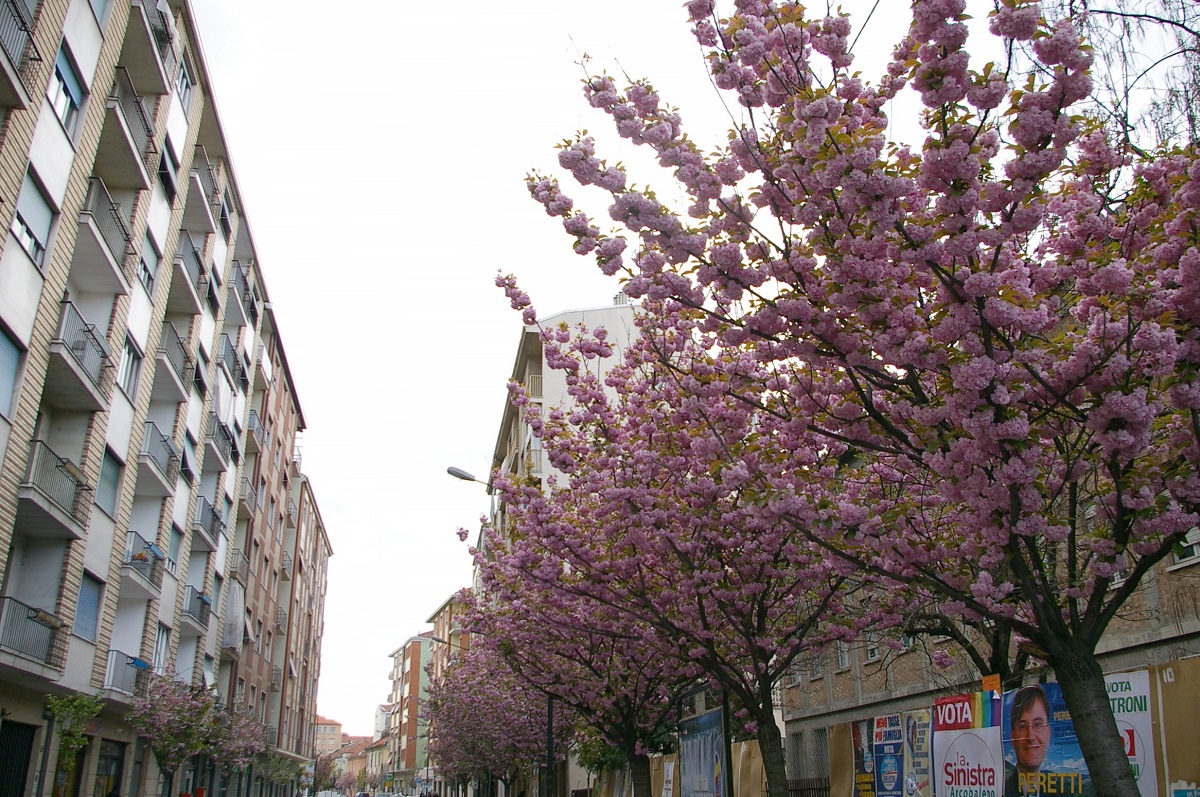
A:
754 711 789 797
630 752 653 797
1050 644 1139 797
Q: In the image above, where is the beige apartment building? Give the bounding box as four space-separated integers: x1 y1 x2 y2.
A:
0 0 330 795
387 634 432 791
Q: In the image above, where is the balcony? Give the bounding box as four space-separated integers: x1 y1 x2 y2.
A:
73 178 133 295
95 67 154 191
0 0 38 109
275 606 287 631
192 496 224 552
270 665 282 692
120 0 175 96
120 530 164 600
237 478 257 516
254 342 273 390
180 585 211 637
15 440 90 539
245 410 264 454
229 548 250 585
0 596 66 669
167 233 207 316
217 334 247 388
104 649 150 695
136 421 179 496
264 725 277 748
44 300 114 411
280 551 293 580
183 146 218 235
285 498 297 529
152 322 193 402
204 413 234 472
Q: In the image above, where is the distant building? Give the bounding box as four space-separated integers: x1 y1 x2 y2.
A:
315 715 344 756
388 634 433 791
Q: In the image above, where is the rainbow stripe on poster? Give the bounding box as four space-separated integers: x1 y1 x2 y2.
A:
934 691 1000 731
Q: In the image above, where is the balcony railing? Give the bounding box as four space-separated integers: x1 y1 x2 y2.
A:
24 440 92 524
193 146 219 206
176 233 208 295
230 548 250 584
110 67 154 164
218 334 244 386
182 585 212 626
238 478 257 514
158 322 193 390
83 177 132 265
280 551 293 580
123 530 165 590
146 1 176 76
527 372 544 398
0 596 66 668
286 498 297 528
141 421 179 483
0 0 39 89
206 413 234 467
104 649 149 694
194 496 225 544
56 300 113 394
276 606 287 631
245 410 264 453
270 665 282 691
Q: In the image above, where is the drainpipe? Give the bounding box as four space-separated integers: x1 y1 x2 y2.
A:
35 711 56 797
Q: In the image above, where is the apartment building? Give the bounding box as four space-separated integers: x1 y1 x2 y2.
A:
0 0 329 794
386 634 433 790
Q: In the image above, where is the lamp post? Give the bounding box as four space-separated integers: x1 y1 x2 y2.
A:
446 466 555 797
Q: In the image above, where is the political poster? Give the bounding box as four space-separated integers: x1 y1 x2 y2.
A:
1101 669 1157 797
853 718 877 797
902 709 932 797
1001 682 1092 797
933 691 1003 797
874 714 905 797
679 709 725 797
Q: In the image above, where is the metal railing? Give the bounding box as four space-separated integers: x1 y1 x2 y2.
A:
24 440 92 523
110 67 154 163
158 322 193 392
228 260 247 310
182 585 211 626
280 551 293 578
0 0 39 89
206 413 233 465
246 409 265 450
527 372 544 398
141 421 179 484
56 300 112 393
192 146 218 205
104 649 149 694
286 498 297 527
83 177 132 264
194 495 226 540
0 596 66 667
146 0 176 76
175 233 207 295
276 606 287 631
230 548 250 583
218 334 243 385
270 665 283 691
123 530 164 590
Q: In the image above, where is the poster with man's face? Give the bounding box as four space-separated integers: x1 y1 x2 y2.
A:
1001 682 1094 797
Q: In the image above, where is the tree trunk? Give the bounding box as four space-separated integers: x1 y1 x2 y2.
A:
754 712 789 797
1051 645 1139 797
630 752 653 797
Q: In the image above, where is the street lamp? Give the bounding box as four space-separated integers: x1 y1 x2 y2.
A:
446 466 554 797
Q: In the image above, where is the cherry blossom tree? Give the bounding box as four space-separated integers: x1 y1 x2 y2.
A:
207 705 268 778
482 310 871 797
425 645 573 791
521 2 1199 795
127 672 217 788
464 578 684 797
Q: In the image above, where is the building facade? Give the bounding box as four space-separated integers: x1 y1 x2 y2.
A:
0 0 329 794
314 715 344 757
387 634 432 791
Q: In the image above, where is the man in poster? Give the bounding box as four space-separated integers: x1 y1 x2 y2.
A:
1002 684 1092 797
1004 686 1051 796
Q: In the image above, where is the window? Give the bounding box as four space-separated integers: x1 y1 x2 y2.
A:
809 651 824 679
0 326 21 418
180 434 197 484
153 623 170 674
138 235 159 294
48 46 84 134
166 525 182 574
836 640 850 670
265 629 273 660
865 637 881 662
96 448 122 516
1175 528 1200 565
255 619 263 653
212 573 224 612
75 572 103 642
11 171 53 266
219 192 233 240
157 146 179 203
175 56 194 110
203 654 216 688
116 336 142 397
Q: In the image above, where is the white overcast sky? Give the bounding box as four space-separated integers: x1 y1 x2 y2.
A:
190 0 911 735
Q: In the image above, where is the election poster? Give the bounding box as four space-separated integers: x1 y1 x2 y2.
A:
901 709 932 797
1001 682 1093 797
1104 669 1157 796
679 709 725 797
853 718 877 797
874 714 905 797
933 691 1003 797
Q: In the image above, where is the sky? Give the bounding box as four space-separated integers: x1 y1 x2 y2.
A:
187 0 909 736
